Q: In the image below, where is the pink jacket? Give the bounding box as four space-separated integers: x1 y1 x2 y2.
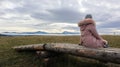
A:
78 18 106 48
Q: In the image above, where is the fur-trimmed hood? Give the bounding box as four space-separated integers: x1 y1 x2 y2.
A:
78 18 95 27
78 19 95 31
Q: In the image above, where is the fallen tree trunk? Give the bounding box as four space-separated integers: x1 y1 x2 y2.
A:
13 44 44 51
13 43 120 64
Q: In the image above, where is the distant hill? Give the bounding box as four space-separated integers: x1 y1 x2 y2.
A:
1 31 79 35
0 34 7 36
62 31 79 34
20 31 48 34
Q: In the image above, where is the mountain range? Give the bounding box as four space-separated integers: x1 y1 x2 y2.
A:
1 31 79 36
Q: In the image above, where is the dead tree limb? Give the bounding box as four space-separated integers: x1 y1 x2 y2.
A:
13 43 120 64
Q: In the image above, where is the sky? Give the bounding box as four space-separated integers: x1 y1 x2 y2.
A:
0 0 120 34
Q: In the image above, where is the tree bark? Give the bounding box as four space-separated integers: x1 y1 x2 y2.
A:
13 43 120 64
13 44 44 51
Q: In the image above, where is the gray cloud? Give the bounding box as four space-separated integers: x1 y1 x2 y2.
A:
81 0 120 30
31 8 84 23
0 0 120 33
63 26 79 32
99 20 120 28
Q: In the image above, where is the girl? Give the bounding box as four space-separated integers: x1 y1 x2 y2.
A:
78 14 108 48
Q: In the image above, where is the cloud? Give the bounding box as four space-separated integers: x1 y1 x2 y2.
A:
32 22 79 33
0 0 120 34
99 20 120 29
81 0 120 32
31 7 84 23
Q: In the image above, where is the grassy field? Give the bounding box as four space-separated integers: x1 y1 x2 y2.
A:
0 35 120 67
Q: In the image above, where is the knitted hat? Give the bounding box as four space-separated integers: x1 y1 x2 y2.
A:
85 14 92 19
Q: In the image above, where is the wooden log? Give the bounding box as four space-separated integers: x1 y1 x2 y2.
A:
36 51 61 58
13 43 120 64
45 43 120 64
13 44 44 51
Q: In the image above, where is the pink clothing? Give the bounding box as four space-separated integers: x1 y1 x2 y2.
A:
78 19 106 48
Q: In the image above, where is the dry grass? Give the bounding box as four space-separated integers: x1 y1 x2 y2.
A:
0 35 120 67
